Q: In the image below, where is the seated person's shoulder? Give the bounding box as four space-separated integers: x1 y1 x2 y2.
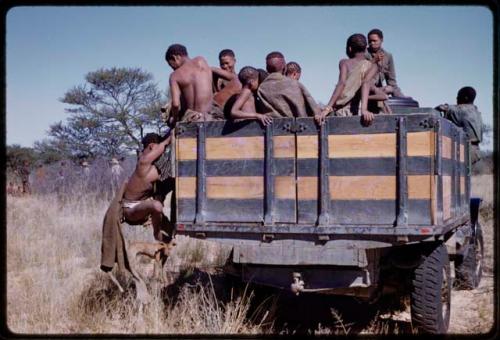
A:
193 56 209 68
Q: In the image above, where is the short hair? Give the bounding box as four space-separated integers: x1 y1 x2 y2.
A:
285 61 301 75
142 133 161 148
346 34 367 57
257 68 269 84
265 51 285 73
219 49 235 59
367 28 384 40
165 44 188 61
457 86 476 104
238 66 259 86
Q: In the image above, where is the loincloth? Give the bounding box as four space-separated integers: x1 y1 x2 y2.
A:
122 199 142 210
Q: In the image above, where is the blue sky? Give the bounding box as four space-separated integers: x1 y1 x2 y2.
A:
6 6 494 149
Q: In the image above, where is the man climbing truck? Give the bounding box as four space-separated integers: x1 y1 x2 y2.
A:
172 108 483 334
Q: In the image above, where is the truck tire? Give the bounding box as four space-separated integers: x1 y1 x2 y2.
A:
410 243 451 334
455 222 484 289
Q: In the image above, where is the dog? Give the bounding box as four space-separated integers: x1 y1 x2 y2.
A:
128 238 177 283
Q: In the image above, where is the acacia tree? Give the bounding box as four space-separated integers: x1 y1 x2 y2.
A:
43 67 168 158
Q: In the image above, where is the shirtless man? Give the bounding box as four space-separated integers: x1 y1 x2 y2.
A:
165 44 218 126
230 66 272 126
315 34 381 126
209 49 242 115
285 61 301 81
122 133 172 242
213 49 238 92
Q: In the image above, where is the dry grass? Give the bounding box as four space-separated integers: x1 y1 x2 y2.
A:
6 174 495 335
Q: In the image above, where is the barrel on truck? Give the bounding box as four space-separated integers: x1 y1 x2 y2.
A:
172 109 483 334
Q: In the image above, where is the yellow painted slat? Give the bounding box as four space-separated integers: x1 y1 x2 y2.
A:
275 176 296 199
207 176 263 199
177 138 197 161
329 176 396 200
206 137 264 159
273 136 295 158
442 136 452 159
329 133 396 158
407 131 435 157
177 177 196 198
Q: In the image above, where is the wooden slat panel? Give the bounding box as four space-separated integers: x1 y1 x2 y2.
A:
275 176 296 199
273 136 295 158
460 144 465 163
329 133 396 158
207 176 263 199
408 175 432 199
177 138 197 160
297 135 318 159
407 131 435 157
177 177 196 199
298 176 318 200
330 176 396 200
443 175 452 220
442 136 452 159
206 137 264 159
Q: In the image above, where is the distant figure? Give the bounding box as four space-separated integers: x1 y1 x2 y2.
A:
316 34 381 126
285 61 302 81
165 44 222 126
365 28 405 98
81 160 91 178
56 161 66 195
122 133 173 243
257 51 320 118
17 160 31 195
7 182 16 196
230 66 273 126
110 157 124 193
435 86 483 164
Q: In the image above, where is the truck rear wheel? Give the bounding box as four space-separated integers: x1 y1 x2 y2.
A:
455 222 484 289
410 243 451 334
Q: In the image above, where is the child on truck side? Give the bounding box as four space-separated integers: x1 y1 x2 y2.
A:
230 66 273 126
285 61 301 81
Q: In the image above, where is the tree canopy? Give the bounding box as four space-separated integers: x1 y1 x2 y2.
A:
37 67 168 159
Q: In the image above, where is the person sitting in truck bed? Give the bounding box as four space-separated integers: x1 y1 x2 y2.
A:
122 133 174 243
315 33 385 126
435 86 483 165
165 44 224 126
366 28 405 98
213 49 239 92
285 61 301 81
230 66 273 126
257 51 320 118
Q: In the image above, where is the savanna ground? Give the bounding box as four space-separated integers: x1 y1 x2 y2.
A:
5 170 495 335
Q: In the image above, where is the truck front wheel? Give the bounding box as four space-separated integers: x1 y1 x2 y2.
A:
410 243 451 334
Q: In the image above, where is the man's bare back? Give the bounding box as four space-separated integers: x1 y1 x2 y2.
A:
169 56 213 119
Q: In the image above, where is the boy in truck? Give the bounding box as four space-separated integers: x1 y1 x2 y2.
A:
315 34 382 126
435 86 483 165
285 61 301 81
230 66 273 126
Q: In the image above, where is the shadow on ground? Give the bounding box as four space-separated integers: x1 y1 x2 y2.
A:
160 267 413 335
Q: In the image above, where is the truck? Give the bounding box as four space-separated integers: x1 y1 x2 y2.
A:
171 107 483 334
